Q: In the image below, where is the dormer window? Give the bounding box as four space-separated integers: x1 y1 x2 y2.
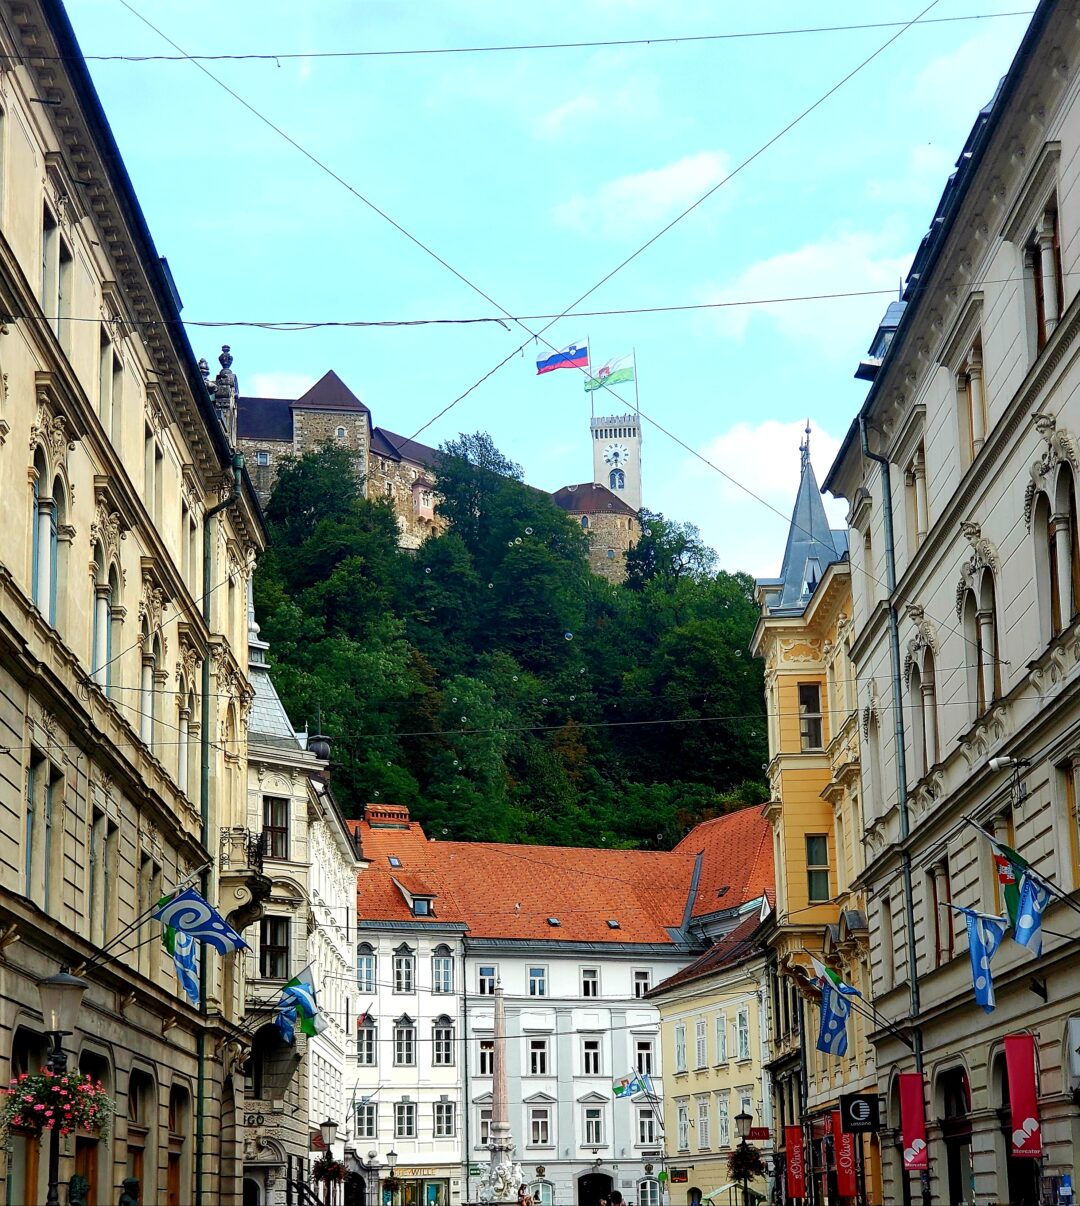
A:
413 897 432 917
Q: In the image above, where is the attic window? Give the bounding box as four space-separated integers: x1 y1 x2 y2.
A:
607 920 620 929
547 917 560 927
716 886 730 898
413 898 432 917
388 856 401 868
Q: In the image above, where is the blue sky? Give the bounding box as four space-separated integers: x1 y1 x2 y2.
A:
69 1 1032 575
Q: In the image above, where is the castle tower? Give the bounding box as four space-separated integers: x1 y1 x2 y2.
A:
590 412 642 511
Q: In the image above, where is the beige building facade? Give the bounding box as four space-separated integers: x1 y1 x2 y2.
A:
0 4 266 1204
824 3 1080 1201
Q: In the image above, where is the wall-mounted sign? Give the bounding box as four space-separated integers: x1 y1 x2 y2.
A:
670 1170 689 1184
747 1127 771 1142
839 1093 881 1133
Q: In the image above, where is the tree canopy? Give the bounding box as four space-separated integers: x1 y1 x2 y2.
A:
252 437 768 848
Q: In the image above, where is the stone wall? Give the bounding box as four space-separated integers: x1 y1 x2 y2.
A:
577 511 640 582
365 452 445 550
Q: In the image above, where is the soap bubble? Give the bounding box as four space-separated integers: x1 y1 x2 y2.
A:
453 760 460 767
386 761 392 766
424 567 431 574
460 716 467 723
442 828 449 835
514 537 522 545
507 541 515 548
488 583 494 589
525 527 533 535
564 632 574 641
373 790 380 797
570 695 576 702
541 698 548 705
579 668 586 676
452 697 458 704
512 675 518 681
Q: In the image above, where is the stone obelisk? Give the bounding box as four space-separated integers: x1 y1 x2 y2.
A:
478 980 522 1203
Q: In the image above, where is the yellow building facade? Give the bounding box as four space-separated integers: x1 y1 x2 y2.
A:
651 913 772 1206
751 439 882 1204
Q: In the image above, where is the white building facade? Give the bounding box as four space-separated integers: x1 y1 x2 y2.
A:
462 944 681 1206
242 615 362 1206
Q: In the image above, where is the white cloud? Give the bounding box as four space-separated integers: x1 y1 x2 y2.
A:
702 227 910 350
866 142 953 206
665 419 848 577
910 21 1027 128
534 94 601 139
553 150 731 237
247 372 316 398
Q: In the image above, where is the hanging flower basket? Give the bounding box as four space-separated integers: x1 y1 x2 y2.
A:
1 1070 114 1139
312 1154 347 1186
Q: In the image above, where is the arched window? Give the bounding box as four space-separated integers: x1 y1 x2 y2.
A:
77 1048 112 1205
8 1028 49 1204
140 626 162 750
531 1182 555 1206
30 448 57 621
432 944 454 994
638 1180 660 1206
962 573 1001 721
127 1069 156 1191
357 941 376 992
610 468 625 490
108 566 123 699
177 682 198 799
580 516 589 529
432 1015 454 1065
909 660 925 777
336 426 346 440
168 1084 192 1205
1034 469 1080 642
922 650 939 769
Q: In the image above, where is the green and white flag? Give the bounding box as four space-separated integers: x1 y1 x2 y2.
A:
810 955 860 996
282 964 328 1037
585 353 635 392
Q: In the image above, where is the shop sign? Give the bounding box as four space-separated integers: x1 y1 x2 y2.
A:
839 1093 881 1133
394 1168 451 1178
747 1126 771 1141
1004 1033 1042 1159
784 1126 806 1199
831 1111 857 1198
899 1072 928 1171
669 1169 689 1184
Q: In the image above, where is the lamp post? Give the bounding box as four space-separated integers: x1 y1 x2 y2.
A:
37 968 88 1206
320 1118 339 1148
734 1110 753 1206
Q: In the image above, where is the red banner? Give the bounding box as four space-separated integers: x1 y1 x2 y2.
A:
1005 1033 1042 1158
832 1110 857 1197
785 1125 806 1199
899 1072 928 1170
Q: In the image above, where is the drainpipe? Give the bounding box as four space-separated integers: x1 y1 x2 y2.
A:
196 451 246 1206
463 950 472 1204
858 417 930 1206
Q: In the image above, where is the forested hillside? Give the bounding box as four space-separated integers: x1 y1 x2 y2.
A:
252 435 768 848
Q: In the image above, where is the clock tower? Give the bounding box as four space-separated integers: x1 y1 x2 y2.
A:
591 412 642 511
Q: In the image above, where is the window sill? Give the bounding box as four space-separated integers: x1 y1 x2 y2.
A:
526 1145 556 1151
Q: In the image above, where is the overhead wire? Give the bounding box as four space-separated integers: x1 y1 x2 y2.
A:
36 11 1035 63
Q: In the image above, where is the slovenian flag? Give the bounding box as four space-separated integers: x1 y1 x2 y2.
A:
536 340 589 375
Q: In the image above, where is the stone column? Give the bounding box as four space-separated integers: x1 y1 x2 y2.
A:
1038 211 1060 338
93 584 110 685
921 679 938 768
933 862 952 961
1052 514 1072 628
967 350 986 455
140 653 155 744
478 981 523 1204
178 705 190 796
976 609 995 712
35 497 54 615
913 448 928 545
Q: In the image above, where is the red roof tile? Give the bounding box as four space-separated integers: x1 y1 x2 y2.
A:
350 807 697 944
674 806 774 919
551 482 638 517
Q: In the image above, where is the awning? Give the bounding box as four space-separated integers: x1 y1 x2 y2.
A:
704 1185 766 1204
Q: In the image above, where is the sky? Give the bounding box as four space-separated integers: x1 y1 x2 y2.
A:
67 1 1034 576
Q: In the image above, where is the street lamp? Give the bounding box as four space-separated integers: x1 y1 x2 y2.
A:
734 1110 753 1206
387 1150 398 1173
320 1118 339 1148
36 968 88 1206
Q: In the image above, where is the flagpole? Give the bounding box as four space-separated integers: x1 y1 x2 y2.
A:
589 334 595 420
632 347 641 419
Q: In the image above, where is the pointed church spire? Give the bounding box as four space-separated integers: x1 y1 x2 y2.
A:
774 423 842 612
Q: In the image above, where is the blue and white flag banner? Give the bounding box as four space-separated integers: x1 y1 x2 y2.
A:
153 887 249 954
172 929 200 1007
1014 872 1051 956
276 999 297 1045
816 980 851 1057
951 905 1008 1013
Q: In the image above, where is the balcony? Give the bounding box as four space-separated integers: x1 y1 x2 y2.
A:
219 826 273 931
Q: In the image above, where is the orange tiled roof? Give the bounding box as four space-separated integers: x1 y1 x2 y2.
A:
674 805 774 919
350 810 697 944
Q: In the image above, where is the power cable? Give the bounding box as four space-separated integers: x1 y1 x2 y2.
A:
48 11 1036 63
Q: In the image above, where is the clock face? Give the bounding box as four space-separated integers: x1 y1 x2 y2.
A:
603 443 629 466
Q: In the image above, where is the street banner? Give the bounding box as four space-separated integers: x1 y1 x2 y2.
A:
832 1110 857 1197
1004 1033 1042 1158
899 1073 928 1171
784 1126 806 1199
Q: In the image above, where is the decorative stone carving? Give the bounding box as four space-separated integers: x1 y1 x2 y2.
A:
861 683 881 741
902 604 939 687
139 573 168 650
954 522 1001 618
89 500 125 564
29 400 75 457
1024 412 1080 530
175 641 201 692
